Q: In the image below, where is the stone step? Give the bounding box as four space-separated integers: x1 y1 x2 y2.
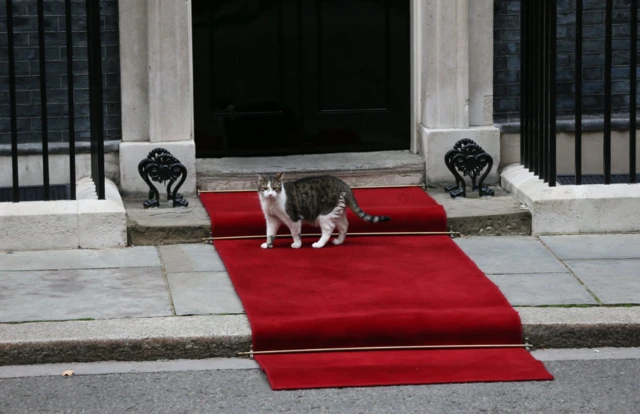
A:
125 187 531 246
196 150 425 191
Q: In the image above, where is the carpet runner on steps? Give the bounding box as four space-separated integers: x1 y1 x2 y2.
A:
199 187 553 390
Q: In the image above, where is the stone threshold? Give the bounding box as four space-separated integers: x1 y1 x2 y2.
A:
196 150 425 191
501 163 640 235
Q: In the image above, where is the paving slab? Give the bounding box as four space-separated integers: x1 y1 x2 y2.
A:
167 271 244 316
540 234 640 260
0 267 173 323
159 244 227 273
487 273 598 306
454 236 567 274
564 259 640 304
0 246 161 271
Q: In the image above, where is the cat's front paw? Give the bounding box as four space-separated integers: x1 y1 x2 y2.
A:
332 239 344 245
261 242 273 249
312 242 325 248
291 242 302 249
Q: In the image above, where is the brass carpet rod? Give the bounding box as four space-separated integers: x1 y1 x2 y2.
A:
238 343 532 356
203 231 460 242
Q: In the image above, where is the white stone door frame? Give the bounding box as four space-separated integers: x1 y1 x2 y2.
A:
410 0 422 154
117 0 500 194
412 0 501 184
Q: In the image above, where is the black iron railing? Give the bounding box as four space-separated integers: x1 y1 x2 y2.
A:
520 0 639 186
2 0 105 202
521 0 557 186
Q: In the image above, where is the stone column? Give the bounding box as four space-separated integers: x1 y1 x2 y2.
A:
118 0 196 196
419 0 500 185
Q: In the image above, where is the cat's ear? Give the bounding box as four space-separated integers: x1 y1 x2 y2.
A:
274 172 284 181
256 174 265 182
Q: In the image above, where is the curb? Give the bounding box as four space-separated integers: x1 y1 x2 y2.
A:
1 309 640 366
0 315 251 366
518 307 640 349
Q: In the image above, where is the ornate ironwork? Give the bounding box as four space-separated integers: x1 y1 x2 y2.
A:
444 138 494 198
138 148 189 208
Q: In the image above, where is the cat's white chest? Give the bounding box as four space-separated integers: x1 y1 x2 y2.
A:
260 192 289 221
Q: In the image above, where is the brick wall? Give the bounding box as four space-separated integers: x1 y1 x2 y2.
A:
0 0 121 146
494 0 640 124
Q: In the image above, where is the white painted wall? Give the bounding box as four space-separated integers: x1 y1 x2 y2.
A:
0 153 119 188
500 131 640 175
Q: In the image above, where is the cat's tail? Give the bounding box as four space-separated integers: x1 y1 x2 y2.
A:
344 191 391 223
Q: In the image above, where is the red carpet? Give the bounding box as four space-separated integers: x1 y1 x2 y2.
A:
200 187 553 390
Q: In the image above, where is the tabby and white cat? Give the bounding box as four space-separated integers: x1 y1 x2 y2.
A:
257 172 390 249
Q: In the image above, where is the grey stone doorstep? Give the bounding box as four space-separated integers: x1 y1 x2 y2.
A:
1 308 640 366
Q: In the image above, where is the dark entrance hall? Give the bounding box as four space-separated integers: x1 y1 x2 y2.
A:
192 0 410 157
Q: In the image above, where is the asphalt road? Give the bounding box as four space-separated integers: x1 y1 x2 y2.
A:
1 349 639 414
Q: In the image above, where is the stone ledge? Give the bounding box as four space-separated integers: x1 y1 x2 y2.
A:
501 163 640 235
0 178 126 251
497 117 640 134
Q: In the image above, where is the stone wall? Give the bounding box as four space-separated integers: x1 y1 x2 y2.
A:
494 0 640 123
0 0 121 146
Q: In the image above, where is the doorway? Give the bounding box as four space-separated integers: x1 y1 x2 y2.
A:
192 0 410 157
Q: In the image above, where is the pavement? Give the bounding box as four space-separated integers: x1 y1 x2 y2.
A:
1 234 640 366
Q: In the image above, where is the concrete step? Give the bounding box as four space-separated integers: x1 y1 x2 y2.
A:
196 150 425 191
125 196 212 246
125 186 531 246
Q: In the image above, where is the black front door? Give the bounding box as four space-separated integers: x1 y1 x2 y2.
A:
192 0 410 157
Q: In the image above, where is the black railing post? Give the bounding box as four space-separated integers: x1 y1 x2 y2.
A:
36 0 50 200
520 0 527 168
531 1 543 175
542 0 549 183
86 0 105 199
575 0 583 185
5 0 20 202
548 0 557 187
527 0 534 171
538 0 544 178
604 0 613 184
631 0 638 184
65 0 77 200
